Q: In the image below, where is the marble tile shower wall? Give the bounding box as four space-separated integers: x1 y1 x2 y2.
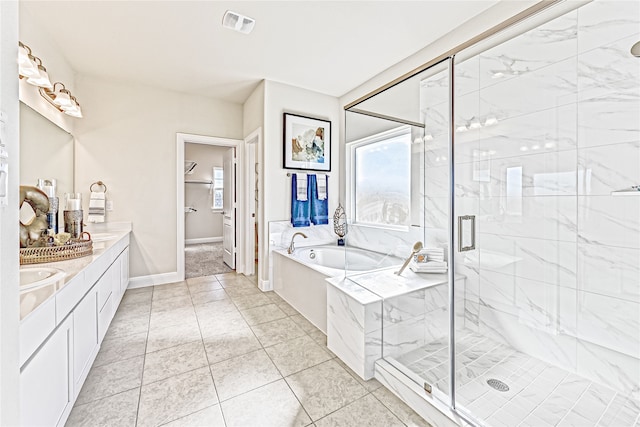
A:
421 0 640 398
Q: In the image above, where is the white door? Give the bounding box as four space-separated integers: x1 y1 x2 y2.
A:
223 147 236 269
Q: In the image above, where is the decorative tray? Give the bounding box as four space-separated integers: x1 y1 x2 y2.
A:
20 233 93 265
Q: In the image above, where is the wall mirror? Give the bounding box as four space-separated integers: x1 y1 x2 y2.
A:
19 102 74 196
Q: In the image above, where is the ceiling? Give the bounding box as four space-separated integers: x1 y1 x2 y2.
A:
20 1 499 104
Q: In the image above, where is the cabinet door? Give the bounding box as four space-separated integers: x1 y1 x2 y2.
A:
73 286 98 396
20 315 73 427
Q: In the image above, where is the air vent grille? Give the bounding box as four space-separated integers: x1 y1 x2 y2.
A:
222 10 255 34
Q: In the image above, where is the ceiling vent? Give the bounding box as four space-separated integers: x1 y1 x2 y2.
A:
222 10 255 35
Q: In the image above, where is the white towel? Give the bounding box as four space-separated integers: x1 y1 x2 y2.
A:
87 191 105 223
410 261 448 274
296 173 308 201
414 247 445 263
317 174 327 201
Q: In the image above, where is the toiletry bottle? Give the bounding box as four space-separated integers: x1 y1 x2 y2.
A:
37 178 59 234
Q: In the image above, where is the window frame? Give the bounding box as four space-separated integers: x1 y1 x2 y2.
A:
347 125 412 231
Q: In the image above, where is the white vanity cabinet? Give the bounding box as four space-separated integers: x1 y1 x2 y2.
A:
72 283 98 397
19 231 130 427
20 315 74 427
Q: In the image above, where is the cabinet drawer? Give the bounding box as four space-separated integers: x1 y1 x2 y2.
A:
96 267 113 312
98 293 113 343
20 296 56 367
55 270 86 324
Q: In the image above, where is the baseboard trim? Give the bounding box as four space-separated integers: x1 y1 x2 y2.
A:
185 237 223 245
128 272 182 288
258 279 272 291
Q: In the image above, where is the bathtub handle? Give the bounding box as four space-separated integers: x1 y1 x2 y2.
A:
309 250 316 260
458 215 476 252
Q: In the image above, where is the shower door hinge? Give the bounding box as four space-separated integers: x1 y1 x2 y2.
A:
423 382 432 394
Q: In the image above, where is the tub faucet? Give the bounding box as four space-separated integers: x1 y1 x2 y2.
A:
287 232 308 254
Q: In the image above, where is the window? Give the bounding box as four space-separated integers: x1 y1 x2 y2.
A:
212 167 224 210
351 127 411 227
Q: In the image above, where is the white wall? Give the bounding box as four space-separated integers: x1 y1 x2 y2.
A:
74 75 243 280
18 5 77 134
184 143 225 242
261 81 340 285
0 1 21 424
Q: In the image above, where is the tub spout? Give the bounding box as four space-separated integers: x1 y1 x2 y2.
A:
288 232 308 254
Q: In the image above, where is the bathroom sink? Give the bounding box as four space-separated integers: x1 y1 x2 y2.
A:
90 233 116 242
19 267 66 291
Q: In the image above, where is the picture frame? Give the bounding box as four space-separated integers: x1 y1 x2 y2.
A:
283 112 331 172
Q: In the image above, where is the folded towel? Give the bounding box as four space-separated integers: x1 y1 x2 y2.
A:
88 191 105 223
291 174 310 227
410 263 448 274
414 247 445 263
309 174 328 225
296 173 308 201
317 174 327 201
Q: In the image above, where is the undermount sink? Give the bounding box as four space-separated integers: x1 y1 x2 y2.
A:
90 233 116 242
20 267 66 291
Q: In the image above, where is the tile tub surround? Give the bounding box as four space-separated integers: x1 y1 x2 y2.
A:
66 272 433 427
327 268 465 381
417 0 640 400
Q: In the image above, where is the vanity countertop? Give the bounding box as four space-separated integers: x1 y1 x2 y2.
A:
20 223 131 321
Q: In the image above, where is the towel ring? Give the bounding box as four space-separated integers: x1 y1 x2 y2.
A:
90 181 107 193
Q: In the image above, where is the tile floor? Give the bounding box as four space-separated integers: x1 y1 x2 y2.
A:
66 273 432 427
184 243 232 279
392 331 640 427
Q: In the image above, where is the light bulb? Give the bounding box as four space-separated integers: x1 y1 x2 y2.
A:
26 64 53 89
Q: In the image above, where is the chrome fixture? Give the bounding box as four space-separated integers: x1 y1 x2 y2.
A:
632 41 640 57
18 42 83 118
287 232 307 254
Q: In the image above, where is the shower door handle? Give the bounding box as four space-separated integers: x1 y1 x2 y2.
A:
458 215 476 252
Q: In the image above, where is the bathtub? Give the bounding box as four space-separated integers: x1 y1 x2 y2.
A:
272 245 401 333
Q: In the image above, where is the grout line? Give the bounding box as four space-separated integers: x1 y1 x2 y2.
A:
133 283 153 427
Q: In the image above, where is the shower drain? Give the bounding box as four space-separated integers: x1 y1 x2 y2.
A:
487 378 510 392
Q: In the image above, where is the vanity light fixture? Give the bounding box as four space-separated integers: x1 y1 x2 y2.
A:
18 42 40 78
39 82 83 119
18 42 82 118
26 57 53 90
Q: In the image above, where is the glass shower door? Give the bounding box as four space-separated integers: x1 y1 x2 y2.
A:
377 57 455 408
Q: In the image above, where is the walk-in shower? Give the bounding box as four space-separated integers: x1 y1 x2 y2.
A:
343 0 640 425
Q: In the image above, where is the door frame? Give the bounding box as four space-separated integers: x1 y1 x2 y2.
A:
243 127 261 277
176 133 243 281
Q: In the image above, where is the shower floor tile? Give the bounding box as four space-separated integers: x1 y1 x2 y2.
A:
389 330 640 427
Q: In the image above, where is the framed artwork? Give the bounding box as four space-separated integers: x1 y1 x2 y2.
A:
283 112 331 172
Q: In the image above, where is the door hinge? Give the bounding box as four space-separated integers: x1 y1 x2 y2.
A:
423 382 432 394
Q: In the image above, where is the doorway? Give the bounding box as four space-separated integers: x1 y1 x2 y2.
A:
176 133 243 281
183 143 233 278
